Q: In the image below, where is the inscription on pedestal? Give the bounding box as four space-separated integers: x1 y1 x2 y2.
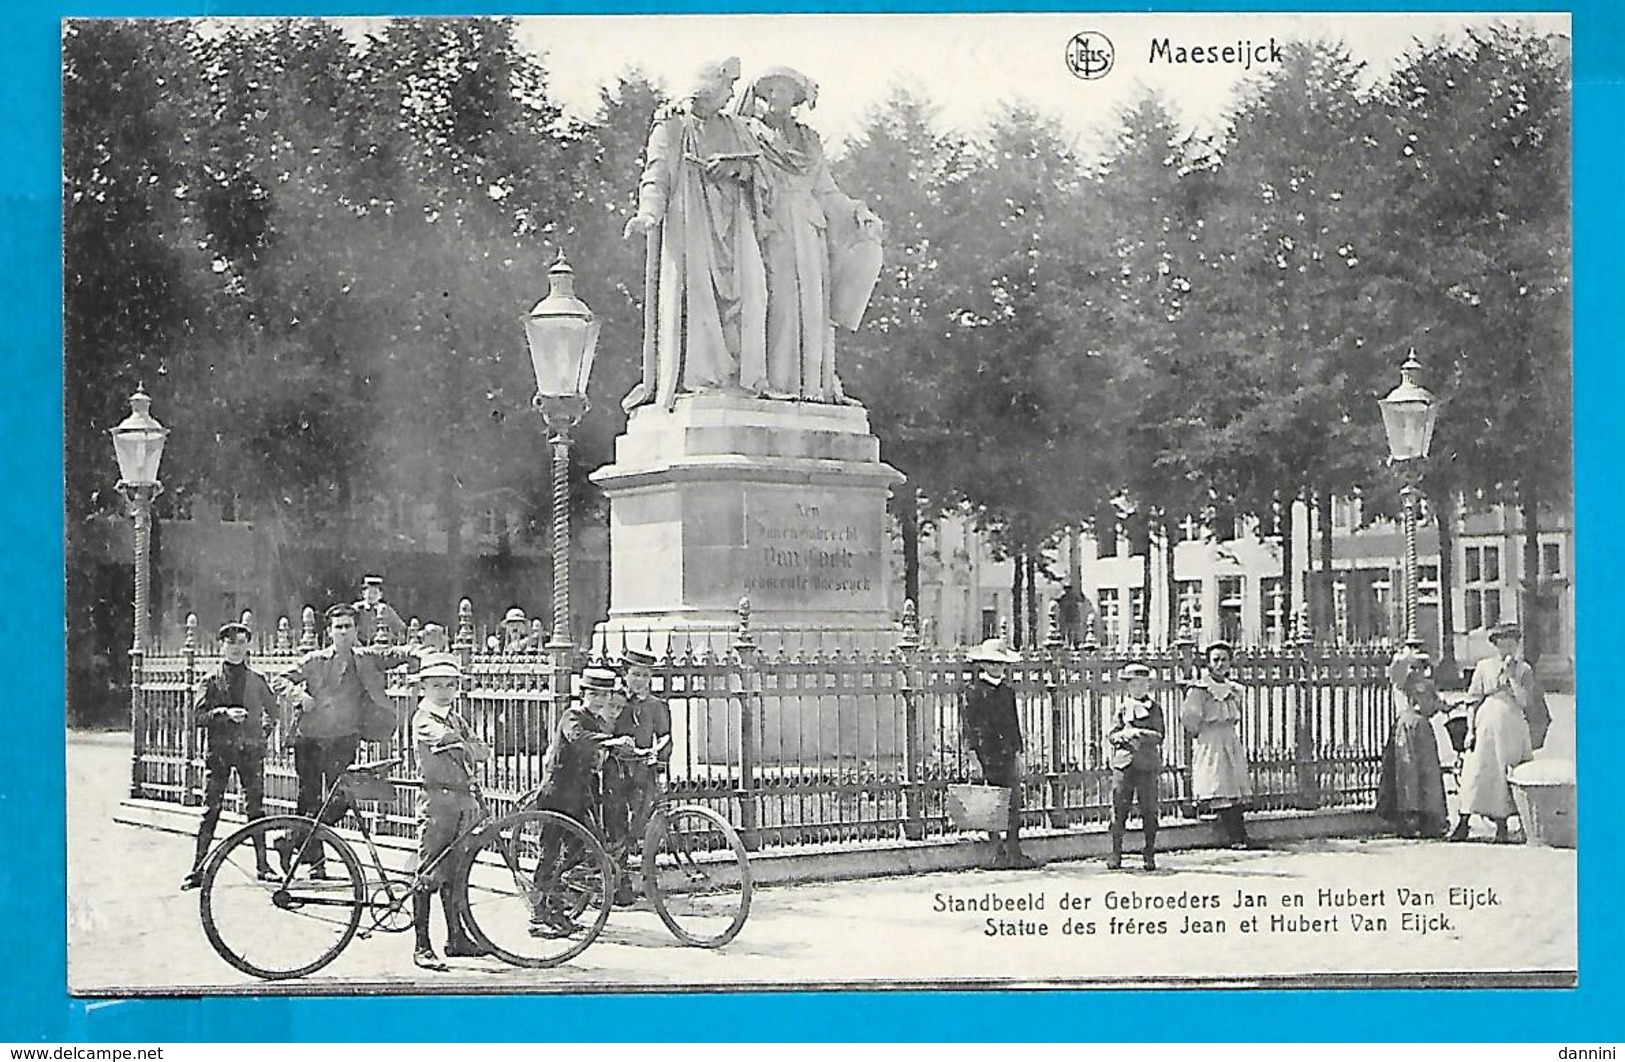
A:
742 493 883 607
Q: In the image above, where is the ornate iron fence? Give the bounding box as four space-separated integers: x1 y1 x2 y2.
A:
129 600 1395 850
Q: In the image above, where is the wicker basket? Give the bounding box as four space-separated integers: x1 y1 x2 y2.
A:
946 784 1012 831
1508 763 1576 849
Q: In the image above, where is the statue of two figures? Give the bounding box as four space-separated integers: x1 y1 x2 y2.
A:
621 59 885 412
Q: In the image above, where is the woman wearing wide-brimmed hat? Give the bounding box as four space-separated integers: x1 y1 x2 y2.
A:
1450 622 1541 842
960 638 1038 869
1179 641 1254 849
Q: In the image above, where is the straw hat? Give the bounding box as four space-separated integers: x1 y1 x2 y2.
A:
966 638 1021 664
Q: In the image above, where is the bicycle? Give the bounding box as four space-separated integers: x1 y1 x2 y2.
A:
602 789 755 948
197 758 618 980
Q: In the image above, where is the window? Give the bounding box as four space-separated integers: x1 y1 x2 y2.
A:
1175 580 1203 636
1418 563 1440 605
1461 547 1495 631
1332 495 1363 531
981 608 999 642
1179 514 1203 543
1370 573 1392 641
1217 576 1244 644
1260 577 1285 645
1099 588 1121 646
1543 542 1563 579
1466 588 1501 631
1129 587 1147 643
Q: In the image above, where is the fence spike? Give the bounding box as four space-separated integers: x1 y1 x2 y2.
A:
275 616 292 653
407 616 421 645
1044 599 1064 650
454 598 475 652
299 605 317 651
897 599 920 653
372 602 391 645
1081 613 1099 653
183 613 198 654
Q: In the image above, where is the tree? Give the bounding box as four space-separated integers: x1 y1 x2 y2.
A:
1200 41 1400 631
1380 27 1571 661
832 88 978 607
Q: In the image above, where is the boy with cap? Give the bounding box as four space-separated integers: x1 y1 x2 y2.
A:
602 648 673 903
409 652 489 970
1107 663 1165 870
353 575 406 645
182 622 282 890
529 667 642 931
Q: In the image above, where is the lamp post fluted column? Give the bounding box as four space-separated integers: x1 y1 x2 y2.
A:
1401 470 1420 647
110 387 168 799
534 396 587 653
121 481 160 798
524 249 600 668
1378 350 1437 653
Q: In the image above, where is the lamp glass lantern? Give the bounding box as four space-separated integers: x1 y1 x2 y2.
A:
1379 350 1438 462
110 388 169 486
524 251 601 403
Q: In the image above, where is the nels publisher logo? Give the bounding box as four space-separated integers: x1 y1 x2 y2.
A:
1065 31 1115 80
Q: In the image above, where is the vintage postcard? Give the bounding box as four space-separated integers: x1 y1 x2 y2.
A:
61 10 1575 997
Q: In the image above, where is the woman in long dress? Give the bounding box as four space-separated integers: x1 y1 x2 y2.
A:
1375 648 1449 839
1179 642 1254 849
1450 623 1536 843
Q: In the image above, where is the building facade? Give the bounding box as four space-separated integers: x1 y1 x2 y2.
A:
911 497 1574 688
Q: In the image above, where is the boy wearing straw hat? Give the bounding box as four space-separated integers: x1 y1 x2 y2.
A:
409 652 489 970
529 667 638 932
962 638 1038 869
1108 662 1165 870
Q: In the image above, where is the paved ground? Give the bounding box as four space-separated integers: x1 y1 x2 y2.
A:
68 724 1577 995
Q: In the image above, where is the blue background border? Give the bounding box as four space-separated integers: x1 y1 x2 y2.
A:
5 0 1619 1042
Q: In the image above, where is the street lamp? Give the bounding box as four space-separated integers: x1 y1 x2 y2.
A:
524 250 600 653
110 386 168 797
1379 350 1438 647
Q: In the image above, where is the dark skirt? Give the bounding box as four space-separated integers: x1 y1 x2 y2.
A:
1376 711 1449 835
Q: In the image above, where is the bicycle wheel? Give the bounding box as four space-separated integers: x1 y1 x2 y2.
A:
199 815 366 980
456 810 614 968
642 805 753 947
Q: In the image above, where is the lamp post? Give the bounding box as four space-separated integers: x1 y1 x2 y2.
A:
1378 350 1438 648
110 387 168 797
524 250 601 655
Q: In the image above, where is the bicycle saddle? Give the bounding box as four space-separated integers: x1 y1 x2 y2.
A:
348 757 404 774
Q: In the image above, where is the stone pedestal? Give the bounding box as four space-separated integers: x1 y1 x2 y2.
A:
589 394 904 649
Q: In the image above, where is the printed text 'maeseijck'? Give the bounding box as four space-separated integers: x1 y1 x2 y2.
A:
1149 37 1284 71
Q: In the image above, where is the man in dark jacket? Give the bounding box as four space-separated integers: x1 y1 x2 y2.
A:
962 638 1038 869
181 622 282 889
269 604 423 875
